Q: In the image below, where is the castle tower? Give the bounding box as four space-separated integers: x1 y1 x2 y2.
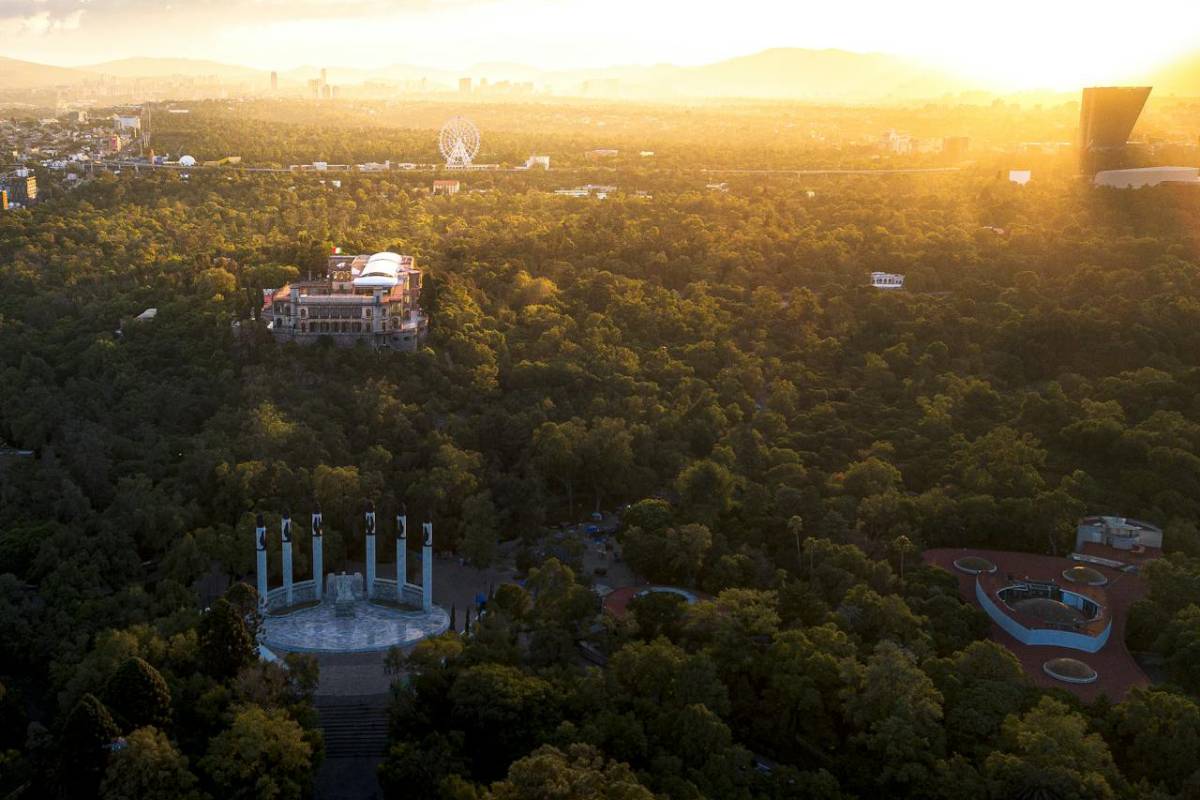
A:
281 512 293 607
365 501 377 599
311 505 324 601
255 513 268 611
422 520 433 613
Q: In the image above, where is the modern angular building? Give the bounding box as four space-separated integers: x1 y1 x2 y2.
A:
1078 86 1151 171
267 251 428 350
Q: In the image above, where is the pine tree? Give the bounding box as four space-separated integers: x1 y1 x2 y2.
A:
198 598 256 679
224 581 263 644
59 693 119 798
461 492 498 568
105 657 172 733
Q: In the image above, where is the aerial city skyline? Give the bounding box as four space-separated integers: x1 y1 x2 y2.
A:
4 3 1200 800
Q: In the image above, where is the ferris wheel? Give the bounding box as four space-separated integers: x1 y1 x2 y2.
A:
438 116 481 168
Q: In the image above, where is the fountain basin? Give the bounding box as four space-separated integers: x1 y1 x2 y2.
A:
263 601 449 653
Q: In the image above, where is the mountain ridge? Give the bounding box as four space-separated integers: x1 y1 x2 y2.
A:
81 57 268 80
2 47 1198 99
0 56 93 88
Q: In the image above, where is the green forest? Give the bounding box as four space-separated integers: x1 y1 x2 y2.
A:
3 102 1200 799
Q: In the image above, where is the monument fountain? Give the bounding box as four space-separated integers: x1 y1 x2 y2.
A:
256 505 449 654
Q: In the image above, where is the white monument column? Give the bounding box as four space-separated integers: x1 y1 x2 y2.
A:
422 520 433 613
255 513 268 612
396 506 407 589
311 507 324 601
281 512 293 607
365 501 377 600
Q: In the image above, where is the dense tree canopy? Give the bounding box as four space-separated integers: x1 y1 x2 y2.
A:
4 98 1200 798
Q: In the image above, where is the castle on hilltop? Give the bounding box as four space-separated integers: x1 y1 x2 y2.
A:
266 251 429 351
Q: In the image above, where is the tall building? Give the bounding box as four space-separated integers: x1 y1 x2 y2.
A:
1079 86 1151 171
459 77 472 94
0 174 36 205
880 129 912 154
320 67 328 86
271 71 278 91
267 252 429 350
308 78 320 99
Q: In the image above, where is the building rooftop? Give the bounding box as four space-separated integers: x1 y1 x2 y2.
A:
1094 167 1200 188
271 252 420 303
354 252 408 288
924 548 1150 701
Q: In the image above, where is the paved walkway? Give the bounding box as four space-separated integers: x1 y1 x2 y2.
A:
306 651 395 697
312 692 391 800
315 755 384 800
296 652 396 799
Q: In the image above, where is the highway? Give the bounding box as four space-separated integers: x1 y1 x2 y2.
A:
6 159 962 179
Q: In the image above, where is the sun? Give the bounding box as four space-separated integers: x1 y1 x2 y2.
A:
908 3 1198 91
941 41 1160 92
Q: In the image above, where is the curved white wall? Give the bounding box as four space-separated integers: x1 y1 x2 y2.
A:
976 580 1111 653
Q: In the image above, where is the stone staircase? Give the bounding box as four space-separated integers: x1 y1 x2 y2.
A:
316 696 391 760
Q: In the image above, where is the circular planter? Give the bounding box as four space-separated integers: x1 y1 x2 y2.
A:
1062 565 1107 586
1043 657 1098 684
953 556 997 575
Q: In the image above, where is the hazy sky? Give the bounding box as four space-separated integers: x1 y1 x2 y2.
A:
3 0 1199 88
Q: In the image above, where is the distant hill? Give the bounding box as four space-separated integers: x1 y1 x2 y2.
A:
349 64 456 85
0 48 973 99
0 56 91 88
419 49 969 100
82 57 266 81
6 46 1198 100
464 62 546 83
669 48 968 101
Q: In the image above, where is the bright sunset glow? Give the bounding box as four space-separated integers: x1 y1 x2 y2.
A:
3 0 1199 89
